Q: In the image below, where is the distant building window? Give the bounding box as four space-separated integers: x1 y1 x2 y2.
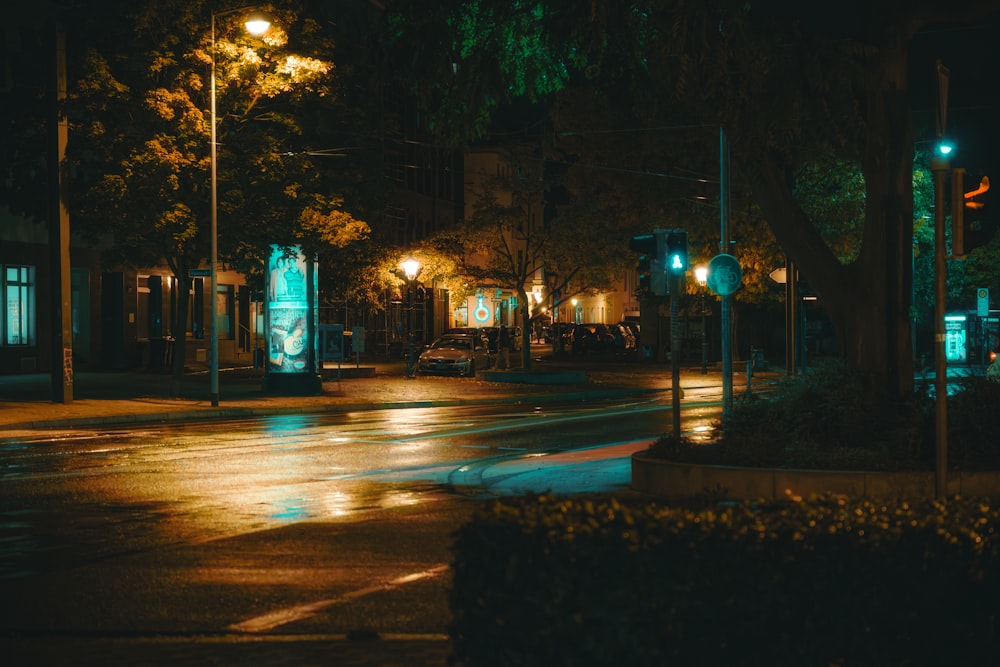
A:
4 265 36 346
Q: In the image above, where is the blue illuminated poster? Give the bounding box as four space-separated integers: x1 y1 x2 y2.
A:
267 246 310 373
268 249 307 304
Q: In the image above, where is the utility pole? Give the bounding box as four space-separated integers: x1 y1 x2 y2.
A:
932 60 950 498
670 272 682 438
720 128 733 416
50 22 73 403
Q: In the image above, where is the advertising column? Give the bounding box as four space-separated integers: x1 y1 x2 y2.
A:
263 245 322 395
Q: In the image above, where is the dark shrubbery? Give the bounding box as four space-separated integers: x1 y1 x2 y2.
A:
450 494 1000 667
648 360 1000 471
948 375 1000 469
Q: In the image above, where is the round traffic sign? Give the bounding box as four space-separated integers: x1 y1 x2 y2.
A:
707 253 743 296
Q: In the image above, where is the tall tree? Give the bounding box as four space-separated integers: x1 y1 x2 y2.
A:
386 0 1000 403
451 142 634 367
57 0 369 390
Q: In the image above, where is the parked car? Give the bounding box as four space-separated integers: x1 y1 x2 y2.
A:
612 323 636 352
571 323 615 355
544 322 575 350
416 333 491 377
444 327 490 350
619 320 640 345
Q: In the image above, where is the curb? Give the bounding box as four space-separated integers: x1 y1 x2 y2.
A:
630 453 1000 500
2 387 670 433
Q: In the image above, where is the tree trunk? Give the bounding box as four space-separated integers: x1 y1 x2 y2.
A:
737 21 917 404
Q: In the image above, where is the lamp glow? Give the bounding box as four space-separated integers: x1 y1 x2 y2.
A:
245 13 271 35
695 266 708 285
402 258 420 281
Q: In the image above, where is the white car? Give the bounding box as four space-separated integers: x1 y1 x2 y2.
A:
416 334 491 377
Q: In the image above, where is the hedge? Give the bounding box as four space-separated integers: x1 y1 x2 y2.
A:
449 494 1000 666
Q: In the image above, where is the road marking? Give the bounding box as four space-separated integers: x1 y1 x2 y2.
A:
227 564 450 633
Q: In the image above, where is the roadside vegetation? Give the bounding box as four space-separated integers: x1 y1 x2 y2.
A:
648 359 1000 472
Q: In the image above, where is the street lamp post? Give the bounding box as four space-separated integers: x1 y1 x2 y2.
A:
402 258 421 378
695 266 708 375
209 10 270 406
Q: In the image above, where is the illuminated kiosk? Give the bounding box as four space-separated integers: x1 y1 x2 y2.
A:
262 245 323 395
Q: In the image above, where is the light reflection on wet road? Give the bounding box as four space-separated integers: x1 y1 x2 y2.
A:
0 394 729 651
0 396 723 565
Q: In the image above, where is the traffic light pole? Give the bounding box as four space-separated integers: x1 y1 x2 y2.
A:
720 128 733 416
932 157 949 498
670 272 682 439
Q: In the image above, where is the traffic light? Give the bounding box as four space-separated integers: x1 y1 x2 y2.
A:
952 169 992 256
665 230 688 275
629 233 667 295
637 254 651 292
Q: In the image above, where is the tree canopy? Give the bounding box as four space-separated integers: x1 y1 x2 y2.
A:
64 0 372 280
385 0 1000 402
0 0 385 388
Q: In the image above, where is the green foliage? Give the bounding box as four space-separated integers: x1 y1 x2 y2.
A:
649 361 1000 472
59 0 369 278
385 0 576 145
794 151 866 264
451 493 1000 666
390 0 998 402
947 375 1000 469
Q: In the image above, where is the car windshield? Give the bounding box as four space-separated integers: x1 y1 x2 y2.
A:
432 337 469 349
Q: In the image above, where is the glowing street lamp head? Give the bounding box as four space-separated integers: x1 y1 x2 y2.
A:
695 266 708 285
244 12 271 36
937 140 954 157
401 257 420 281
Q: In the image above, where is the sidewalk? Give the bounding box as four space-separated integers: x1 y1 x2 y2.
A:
0 347 714 434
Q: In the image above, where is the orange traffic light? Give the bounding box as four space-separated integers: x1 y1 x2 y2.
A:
952 171 992 257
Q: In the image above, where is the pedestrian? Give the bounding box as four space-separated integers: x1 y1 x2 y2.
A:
498 324 511 370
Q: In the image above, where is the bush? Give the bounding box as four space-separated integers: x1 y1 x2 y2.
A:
449 494 1000 667
648 360 1000 471
948 375 1000 469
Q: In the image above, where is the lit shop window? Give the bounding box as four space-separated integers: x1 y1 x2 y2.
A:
4 265 36 346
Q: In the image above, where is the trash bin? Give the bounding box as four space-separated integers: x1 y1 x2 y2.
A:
163 336 175 367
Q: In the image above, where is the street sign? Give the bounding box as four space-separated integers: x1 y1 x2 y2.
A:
188 269 211 277
978 288 990 317
707 254 742 296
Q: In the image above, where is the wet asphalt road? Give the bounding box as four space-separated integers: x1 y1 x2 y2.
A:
0 392 726 665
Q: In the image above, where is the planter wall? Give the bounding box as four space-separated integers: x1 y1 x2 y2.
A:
631 453 1000 499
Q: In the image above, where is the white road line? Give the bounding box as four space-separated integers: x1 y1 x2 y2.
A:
227 564 450 633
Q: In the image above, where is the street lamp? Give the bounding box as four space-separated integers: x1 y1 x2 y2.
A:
695 266 709 375
401 257 421 378
209 10 270 406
